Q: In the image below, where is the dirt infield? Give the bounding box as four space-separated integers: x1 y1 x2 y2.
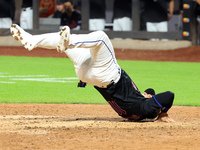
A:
0 46 200 150
0 104 199 150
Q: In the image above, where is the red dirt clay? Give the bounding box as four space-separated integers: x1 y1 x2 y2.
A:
0 45 200 62
0 46 200 150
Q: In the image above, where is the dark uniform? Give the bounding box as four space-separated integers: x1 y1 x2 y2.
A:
22 0 32 8
0 0 15 21
53 10 63 18
90 0 106 19
95 69 174 121
142 0 172 23
113 0 132 20
60 10 81 29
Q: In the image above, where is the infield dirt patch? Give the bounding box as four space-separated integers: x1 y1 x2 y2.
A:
0 104 200 150
0 46 199 149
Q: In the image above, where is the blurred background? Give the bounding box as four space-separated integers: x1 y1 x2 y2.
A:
0 0 199 47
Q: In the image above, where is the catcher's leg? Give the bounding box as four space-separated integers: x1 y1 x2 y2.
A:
10 24 60 50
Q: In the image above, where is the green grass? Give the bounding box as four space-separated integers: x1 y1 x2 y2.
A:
0 56 199 106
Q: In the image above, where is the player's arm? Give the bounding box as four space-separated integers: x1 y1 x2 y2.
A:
168 0 174 20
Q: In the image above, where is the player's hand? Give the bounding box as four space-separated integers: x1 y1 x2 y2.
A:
155 112 176 123
142 92 153 98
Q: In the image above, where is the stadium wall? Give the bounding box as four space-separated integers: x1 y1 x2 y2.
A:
0 36 191 50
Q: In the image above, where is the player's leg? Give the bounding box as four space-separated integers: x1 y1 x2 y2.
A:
156 21 168 41
157 21 168 32
0 18 12 28
146 22 159 41
69 29 120 79
146 22 157 32
10 24 60 50
58 26 120 87
120 17 132 31
113 18 121 31
59 26 113 50
20 7 33 29
89 19 105 31
59 26 117 65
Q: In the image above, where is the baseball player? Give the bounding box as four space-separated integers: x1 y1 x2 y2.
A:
10 24 175 123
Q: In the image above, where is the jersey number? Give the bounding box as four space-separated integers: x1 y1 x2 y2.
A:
108 101 127 116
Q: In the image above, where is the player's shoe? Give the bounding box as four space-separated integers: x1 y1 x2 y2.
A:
57 26 70 53
10 24 34 51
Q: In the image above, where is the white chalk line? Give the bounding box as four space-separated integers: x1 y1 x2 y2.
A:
0 75 49 78
0 81 16 84
0 73 78 84
11 78 78 83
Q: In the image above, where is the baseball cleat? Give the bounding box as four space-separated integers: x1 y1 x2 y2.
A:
57 26 70 53
10 24 34 51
